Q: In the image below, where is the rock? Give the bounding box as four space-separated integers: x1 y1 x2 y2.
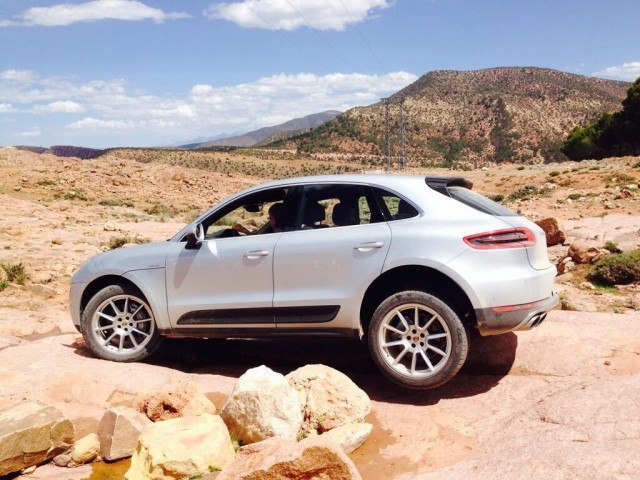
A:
287 364 371 435
568 240 606 264
26 283 57 299
134 381 216 422
579 281 596 290
125 414 235 480
98 407 150 461
0 402 74 476
70 433 100 465
216 435 362 480
220 365 303 444
321 422 373 454
535 217 566 247
555 273 574 284
52 453 71 467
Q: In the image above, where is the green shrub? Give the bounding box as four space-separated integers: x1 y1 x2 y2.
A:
589 249 640 285
602 241 623 254
0 262 29 285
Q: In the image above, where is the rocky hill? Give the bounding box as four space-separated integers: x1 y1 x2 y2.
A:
285 67 629 167
184 110 341 149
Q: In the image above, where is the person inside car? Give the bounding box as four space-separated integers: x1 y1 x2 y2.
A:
233 202 282 235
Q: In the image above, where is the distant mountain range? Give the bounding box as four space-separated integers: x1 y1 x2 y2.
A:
180 110 341 149
282 67 630 166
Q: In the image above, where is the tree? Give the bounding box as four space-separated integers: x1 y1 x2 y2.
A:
562 77 640 160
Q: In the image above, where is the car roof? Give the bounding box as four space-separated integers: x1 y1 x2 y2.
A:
242 173 473 193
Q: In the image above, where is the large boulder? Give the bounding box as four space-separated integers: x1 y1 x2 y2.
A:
125 414 234 480
0 401 74 476
134 381 216 422
216 435 362 480
286 364 371 435
220 365 303 444
535 217 566 246
98 406 151 461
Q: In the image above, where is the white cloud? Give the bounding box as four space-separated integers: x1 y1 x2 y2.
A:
15 129 42 138
1 69 417 146
0 103 16 113
0 70 36 83
205 0 390 31
68 117 133 130
593 61 640 81
1 0 189 27
33 101 84 114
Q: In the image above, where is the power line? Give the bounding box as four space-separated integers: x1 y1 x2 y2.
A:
244 1 332 72
337 0 386 72
284 0 357 72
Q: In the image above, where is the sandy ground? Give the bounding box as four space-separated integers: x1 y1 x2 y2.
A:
0 147 639 479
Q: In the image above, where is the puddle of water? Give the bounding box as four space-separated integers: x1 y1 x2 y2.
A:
85 458 131 480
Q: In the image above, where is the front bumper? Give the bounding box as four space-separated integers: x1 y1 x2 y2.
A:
475 292 559 336
69 282 86 333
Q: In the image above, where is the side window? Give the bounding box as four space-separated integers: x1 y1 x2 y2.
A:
203 187 289 238
373 188 419 221
295 184 383 230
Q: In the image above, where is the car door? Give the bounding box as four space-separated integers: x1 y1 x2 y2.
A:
272 183 391 330
164 187 290 332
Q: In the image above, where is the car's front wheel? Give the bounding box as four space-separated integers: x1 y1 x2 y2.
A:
81 284 162 362
368 290 468 389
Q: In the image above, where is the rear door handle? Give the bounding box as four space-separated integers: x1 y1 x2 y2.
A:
354 242 384 251
244 250 270 258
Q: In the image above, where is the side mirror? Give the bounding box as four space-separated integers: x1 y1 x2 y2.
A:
185 223 205 249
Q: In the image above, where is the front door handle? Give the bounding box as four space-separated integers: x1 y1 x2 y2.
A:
354 242 384 251
244 250 270 258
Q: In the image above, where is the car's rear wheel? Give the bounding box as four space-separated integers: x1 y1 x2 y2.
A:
81 285 162 362
368 290 468 389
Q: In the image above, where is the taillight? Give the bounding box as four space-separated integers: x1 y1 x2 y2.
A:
463 228 535 249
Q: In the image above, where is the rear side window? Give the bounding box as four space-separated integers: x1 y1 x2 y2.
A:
447 186 518 216
373 188 419 221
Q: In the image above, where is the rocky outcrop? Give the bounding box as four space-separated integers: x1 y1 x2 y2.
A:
0 402 74 476
535 217 566 246
125 414 235 480
98 406 151 461
286 364 371 435
134 381 216 422
220 365 303 444
216 435 362 480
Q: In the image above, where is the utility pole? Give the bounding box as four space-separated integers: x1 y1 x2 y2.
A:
384 98 391 169
399 100 406 169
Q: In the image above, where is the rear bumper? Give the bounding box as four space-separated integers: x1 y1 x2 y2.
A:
475 292 559 336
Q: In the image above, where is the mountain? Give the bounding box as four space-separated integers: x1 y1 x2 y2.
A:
182 110 341 149
285 67 630 166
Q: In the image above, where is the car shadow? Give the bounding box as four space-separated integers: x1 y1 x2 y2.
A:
147 332 518 405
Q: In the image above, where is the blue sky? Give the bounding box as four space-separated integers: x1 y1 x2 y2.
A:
1 0 639 148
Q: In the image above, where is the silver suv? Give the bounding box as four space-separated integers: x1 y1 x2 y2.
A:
70 174 558 389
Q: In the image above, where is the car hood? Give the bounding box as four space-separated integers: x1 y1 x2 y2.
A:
71 241 175 284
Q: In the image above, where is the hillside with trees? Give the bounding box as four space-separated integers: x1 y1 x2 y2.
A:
277 67 629 167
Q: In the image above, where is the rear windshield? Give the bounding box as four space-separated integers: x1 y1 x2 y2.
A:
447 186 518 216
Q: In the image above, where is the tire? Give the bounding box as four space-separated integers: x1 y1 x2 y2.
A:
81 284 162 362
368 290 468 389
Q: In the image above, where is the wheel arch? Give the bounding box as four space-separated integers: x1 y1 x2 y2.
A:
360 265 477 337
80 275 143 321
